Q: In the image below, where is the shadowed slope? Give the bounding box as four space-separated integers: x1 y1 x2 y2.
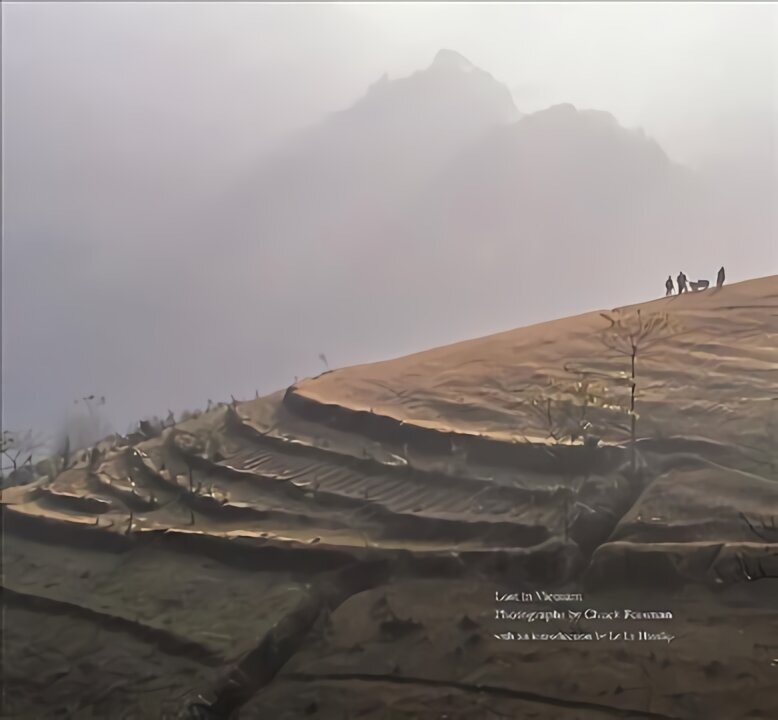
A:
3 276 777 719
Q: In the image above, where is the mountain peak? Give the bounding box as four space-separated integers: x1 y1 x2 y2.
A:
348 47 518 127
430 49 477 72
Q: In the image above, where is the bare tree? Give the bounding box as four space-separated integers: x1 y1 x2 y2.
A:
64 395 112 451
570 309 682 477
1 429 45 483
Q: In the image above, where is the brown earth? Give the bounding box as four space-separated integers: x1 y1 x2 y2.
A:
2 276 777 719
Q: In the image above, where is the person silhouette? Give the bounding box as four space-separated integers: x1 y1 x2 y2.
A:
677 271 688 294
665 275 674 296
717 266 725 288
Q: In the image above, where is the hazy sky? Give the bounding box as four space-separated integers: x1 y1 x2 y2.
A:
3 2 777 448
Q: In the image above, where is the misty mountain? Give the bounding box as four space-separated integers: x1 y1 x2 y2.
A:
225 50 519 272
228 51 708 343
387 103 702 297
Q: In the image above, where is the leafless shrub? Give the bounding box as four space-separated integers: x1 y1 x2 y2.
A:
178 409 203 422
1 429 44 473
520 376 618 445
138 417 164 438
734 512 778 581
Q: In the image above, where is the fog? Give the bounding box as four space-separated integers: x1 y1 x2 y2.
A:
3 2 777 448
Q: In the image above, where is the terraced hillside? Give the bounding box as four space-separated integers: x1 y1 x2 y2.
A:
3 276 777 719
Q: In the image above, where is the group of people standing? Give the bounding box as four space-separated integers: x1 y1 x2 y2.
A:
666 266 725 296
